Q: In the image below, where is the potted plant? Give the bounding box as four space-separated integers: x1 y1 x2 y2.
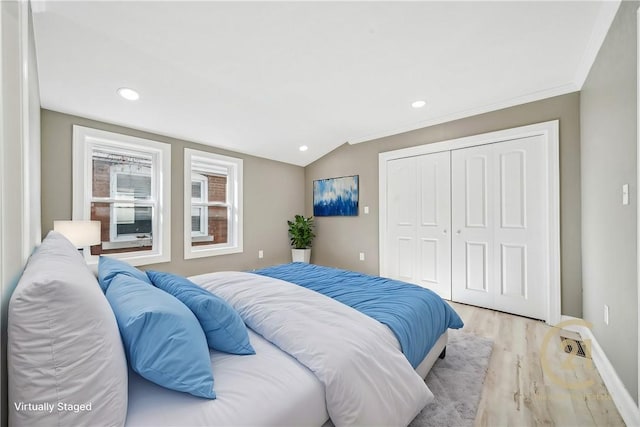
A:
287 214 315 263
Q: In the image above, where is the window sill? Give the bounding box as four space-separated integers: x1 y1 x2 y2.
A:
84 249 170 267
191 235 214 243
102 238 152 250
184 244 243 260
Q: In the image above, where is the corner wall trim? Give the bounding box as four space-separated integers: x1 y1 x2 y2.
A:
636 4 640 421
561 315 640 426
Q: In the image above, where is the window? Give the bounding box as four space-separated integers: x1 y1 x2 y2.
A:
184 148 243 259
109 164 152 243
73 126 171 266
190 174 210 240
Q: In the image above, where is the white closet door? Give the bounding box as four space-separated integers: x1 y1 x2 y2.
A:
386 157 417 283
451 136 547 319
492 136 547 319
416 152 451 299
451 146 495 309
386 152 451 298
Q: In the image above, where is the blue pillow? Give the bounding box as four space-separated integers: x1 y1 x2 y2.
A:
98 256 151 292
147 271 255 355
105 274 215 399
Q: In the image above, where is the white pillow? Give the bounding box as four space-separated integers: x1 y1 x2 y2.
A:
8 231 128 427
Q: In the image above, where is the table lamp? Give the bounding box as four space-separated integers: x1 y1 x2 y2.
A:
53 220 101 249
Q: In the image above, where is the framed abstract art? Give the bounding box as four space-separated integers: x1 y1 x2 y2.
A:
313 175 359 216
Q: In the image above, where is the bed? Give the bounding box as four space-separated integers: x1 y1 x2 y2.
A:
8 231 463 427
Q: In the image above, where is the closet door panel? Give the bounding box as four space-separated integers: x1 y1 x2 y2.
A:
418 238 438 283
465 242 489 292
493 136 547 319
464 155 488 228
416 151 451 299
500 150 526 229
386 157 417 282
451 146 494 308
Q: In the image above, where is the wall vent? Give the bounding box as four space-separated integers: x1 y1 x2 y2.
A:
559 336 589 359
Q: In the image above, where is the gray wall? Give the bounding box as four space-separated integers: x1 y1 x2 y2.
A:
41 109 305 275
1 3 41 426
305 92 583 317
581 1 638 403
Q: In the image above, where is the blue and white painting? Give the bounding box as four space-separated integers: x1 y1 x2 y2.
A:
313 175 359 216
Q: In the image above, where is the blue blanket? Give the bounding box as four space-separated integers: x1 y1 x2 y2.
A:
253 263 463 368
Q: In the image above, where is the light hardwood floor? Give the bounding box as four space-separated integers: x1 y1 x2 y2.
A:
447 302 626 427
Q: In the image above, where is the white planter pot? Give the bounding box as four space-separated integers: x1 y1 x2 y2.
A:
291 248 311 263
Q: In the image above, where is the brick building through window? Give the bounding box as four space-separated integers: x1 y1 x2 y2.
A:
73 125 171 266
191 172 228 247
90 154 153 255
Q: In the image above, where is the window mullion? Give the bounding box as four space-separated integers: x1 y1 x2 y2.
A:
91 197 157 206
203 202 230 208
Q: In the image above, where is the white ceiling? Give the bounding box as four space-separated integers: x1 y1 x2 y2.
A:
32 1 619 166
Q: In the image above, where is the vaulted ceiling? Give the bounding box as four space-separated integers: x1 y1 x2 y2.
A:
32 1 619 166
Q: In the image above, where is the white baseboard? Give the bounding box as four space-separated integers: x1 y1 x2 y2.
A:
561 315 640 426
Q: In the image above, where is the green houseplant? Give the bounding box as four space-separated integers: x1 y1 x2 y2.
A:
287 215 315 263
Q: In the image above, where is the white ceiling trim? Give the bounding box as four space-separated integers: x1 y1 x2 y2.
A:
573 0 621 89
348 82 578 145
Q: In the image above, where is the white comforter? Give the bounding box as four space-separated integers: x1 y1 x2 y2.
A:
191 271 433 427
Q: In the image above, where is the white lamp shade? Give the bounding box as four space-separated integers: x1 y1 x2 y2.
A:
53 220 102 247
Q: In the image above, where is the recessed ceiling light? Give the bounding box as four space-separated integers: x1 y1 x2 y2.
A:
117 87 140 101
299 145 309 152
411 100 426 109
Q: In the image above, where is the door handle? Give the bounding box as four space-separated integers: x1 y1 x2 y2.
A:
456 230 461 235
443 229 447 234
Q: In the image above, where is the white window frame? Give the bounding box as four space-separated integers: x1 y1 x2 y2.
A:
109 164 153 243
72 126 171 266
190 174 209 238
184 148 243 259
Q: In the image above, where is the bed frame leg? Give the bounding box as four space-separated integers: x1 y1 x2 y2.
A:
438 347 446 359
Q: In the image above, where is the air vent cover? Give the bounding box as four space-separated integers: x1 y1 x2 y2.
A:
559 336 589 359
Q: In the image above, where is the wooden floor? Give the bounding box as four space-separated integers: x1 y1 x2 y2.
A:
448 302 626 427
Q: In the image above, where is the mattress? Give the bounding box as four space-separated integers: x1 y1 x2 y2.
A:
125 329 328 427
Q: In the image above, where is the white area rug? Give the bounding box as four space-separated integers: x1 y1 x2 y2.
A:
410 329 493 427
